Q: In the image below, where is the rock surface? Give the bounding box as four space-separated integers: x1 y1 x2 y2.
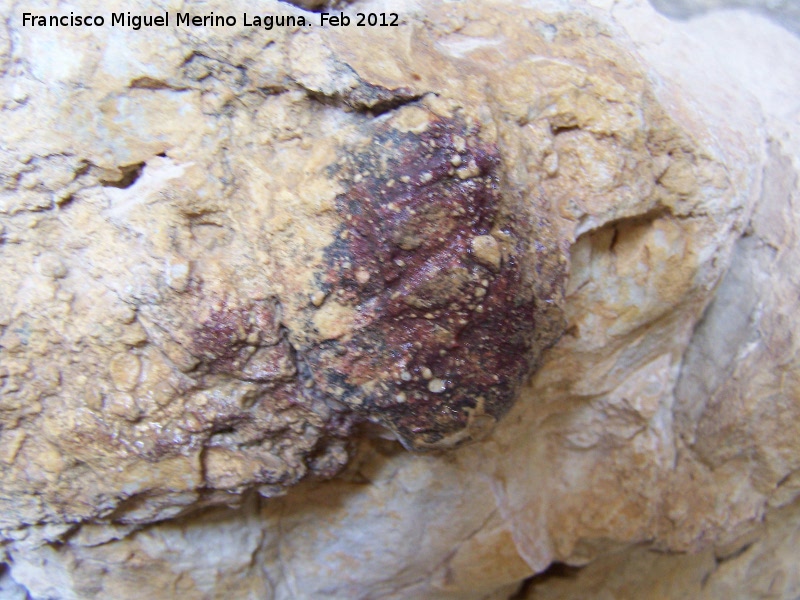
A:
1 0 798 598
1 0 571 534
648 0 800 36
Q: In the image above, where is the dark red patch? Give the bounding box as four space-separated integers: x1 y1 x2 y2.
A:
190 299 286 378
303 111 565 449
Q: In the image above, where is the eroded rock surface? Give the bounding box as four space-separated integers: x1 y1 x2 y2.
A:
298 111 565 449
1 0 798 598
0 0 572 533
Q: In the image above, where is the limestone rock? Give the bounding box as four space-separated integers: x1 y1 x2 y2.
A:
1 0 798 598
1 0 572 536
519 503 800 599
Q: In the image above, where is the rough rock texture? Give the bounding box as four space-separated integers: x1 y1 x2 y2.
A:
0 0 571 535
1 0 798 598
520 501 800 599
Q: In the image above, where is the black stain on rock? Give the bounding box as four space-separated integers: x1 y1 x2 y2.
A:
304 109 566 449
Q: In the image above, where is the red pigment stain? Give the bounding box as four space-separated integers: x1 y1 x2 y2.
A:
190 299 282 376
303 112 562 449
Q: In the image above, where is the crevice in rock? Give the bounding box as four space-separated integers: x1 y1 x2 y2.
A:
258 85 290 97
550 123 581 136
100 162 145 189
509 562 584 599
129 77 187 91
354 89 425 117
304 85 424 117
71 160 91 180
57 193 76 209
292 62 424 117
715 541 755 565
576 205 672 243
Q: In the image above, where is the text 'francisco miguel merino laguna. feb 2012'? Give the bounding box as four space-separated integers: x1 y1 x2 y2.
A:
20 11 402 30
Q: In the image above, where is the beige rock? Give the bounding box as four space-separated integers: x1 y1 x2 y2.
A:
3 0 577 537
519 500 800 599
1 0 799 598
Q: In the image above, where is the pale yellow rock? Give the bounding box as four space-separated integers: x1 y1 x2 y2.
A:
312 299 357 341
108 353 141 392
471 235 502 271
